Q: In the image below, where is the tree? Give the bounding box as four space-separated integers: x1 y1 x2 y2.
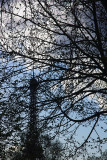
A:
87 149 107 160
0 128 5 160
50 140 63 160
0 0 107 159
8 135 65 160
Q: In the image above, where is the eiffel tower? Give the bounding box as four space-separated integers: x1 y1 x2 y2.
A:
23 75 44 160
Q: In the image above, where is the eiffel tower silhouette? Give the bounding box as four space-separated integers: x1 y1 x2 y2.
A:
23 70 44 160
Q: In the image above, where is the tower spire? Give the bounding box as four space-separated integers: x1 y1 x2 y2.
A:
23 69 44 159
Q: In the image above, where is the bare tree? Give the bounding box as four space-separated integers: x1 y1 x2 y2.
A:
0 0 107 159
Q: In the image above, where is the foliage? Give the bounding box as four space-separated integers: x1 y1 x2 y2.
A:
87 149 107 160
0 0 107 159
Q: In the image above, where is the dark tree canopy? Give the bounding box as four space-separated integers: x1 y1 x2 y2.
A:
0 0 107 159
